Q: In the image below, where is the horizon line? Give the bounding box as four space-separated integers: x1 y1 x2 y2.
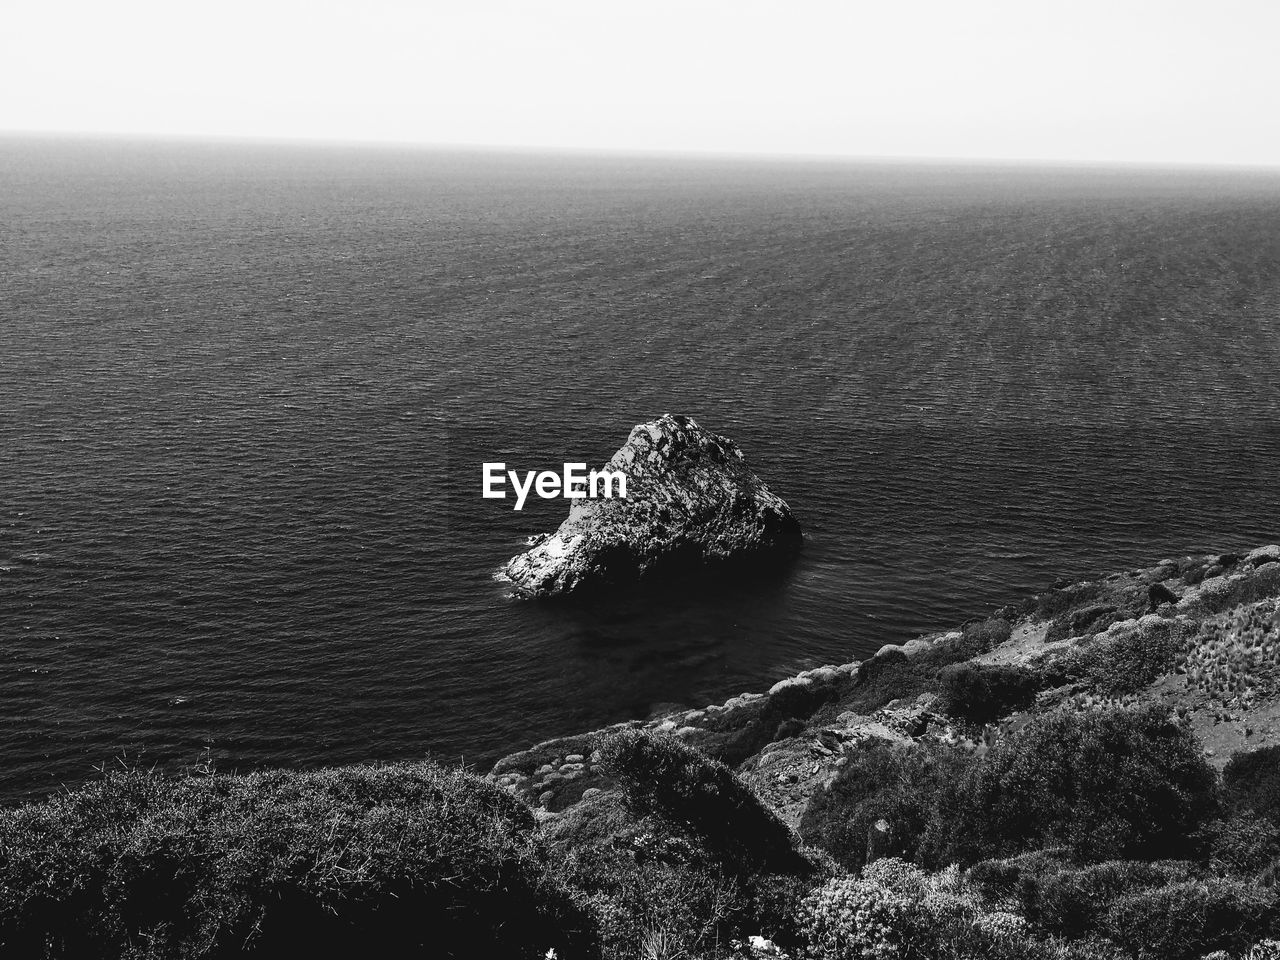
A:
5 127 1280 175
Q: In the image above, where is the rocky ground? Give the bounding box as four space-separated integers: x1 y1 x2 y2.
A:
490 543 1280 830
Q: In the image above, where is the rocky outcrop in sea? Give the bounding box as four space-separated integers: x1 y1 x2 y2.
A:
503 414 802 598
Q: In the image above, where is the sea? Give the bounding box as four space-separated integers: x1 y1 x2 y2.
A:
2 135 1278 801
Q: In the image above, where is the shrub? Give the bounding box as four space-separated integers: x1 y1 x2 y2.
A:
1208 813 1280 875
741 872 822 953
1102 879 1276 960
960 617 1014 653
1180 555 1222 586
937 663 1040 724
594 730 808 875
926 705 1218 865
542 788 634 853
839 650 924 716
799 864 1127 960
1071 617 1190 695
767 676 839 720
1225 745 1280 824
799 876 916 960
561 842 745 960
966 849 1073 912
824 625 1011 720
1030 581 1152 645
1066 604 1124 638
862 857 928 893
799 741 970 871
1028 582 1104 623
1185 567 1280 618
0 763 594 959
1022 860 1195 938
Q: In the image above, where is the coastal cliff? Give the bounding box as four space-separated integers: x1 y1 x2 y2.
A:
492 544 1280 828
503 414 802 597
7 543 1280 959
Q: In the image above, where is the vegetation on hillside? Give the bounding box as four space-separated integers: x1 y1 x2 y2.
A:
3 548 1280 959
0 764 594 958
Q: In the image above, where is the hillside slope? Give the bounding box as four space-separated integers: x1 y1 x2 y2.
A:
491 545 1280 829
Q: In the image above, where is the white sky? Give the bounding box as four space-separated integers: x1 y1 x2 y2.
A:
2 0 1278 165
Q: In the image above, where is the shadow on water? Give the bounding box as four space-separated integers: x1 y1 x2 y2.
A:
513 549 806 637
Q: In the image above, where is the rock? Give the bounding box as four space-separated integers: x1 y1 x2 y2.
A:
768 673 839 721
901 637 934 656
768 675 811 697
1248 545 1280 567
1148 582 1179 610
747 936 785 958
798 665 843 683
564 753 585 763
503 414 802 597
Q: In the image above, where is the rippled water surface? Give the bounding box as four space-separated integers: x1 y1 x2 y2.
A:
2 137 1278 799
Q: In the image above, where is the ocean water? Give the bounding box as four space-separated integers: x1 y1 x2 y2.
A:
2 136 1278 800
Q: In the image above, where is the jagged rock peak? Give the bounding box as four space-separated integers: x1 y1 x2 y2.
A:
503 414 802 598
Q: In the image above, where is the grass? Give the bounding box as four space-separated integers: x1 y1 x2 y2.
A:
0 762 594 959
1185 599 1280 707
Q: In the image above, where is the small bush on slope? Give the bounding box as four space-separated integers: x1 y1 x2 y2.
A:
1016 860 1196 938
800 860 1128 960
814 619 1012 722
957 616 1015 653
1070 616 1193 696
1225 744 1280 825
937 662 1041 725
1021 581 1105 624
593 729 810 876
562 733 818 959
1207 812 1280 875
799 741 970 871
0 763 594 960
1102 879 1277 960
560 843 744 960
926 704 1218 865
